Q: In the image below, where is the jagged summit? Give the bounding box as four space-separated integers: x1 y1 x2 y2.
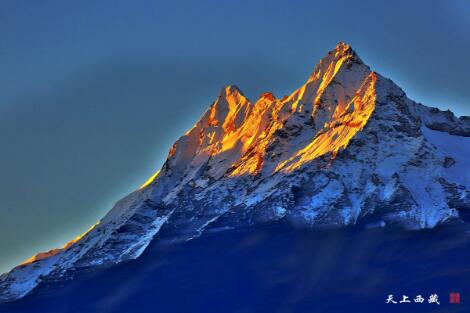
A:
1 43 469 303
259 92 275 102
323 41 357 62
218 84 245 98
219 42 362 106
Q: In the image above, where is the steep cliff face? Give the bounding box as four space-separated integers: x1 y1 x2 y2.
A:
1 42 469 302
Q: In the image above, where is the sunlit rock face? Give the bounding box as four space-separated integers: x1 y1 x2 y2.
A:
1 42 469 303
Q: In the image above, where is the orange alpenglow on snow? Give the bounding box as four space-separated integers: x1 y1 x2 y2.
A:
276 72 377 173
150 42 379 182
162 42 377 178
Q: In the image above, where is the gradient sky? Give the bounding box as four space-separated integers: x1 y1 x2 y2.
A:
1 0 469 273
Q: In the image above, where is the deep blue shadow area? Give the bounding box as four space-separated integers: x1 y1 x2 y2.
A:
1 222 469 313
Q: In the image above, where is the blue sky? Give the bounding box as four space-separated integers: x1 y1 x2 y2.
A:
1 0 469 273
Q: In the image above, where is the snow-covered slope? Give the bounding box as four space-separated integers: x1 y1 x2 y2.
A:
1 42 469 302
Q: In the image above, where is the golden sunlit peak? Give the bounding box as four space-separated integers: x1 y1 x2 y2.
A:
334 41 351 54
276 71 377 173
220 85 245 98
259 92 276 102
332 41 364 65
308 42 357 81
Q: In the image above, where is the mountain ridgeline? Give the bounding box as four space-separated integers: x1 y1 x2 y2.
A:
1 42 469 303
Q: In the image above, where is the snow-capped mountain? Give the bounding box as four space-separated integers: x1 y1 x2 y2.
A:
1 42 469 303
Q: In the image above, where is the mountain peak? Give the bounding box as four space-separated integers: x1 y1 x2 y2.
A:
259 92 276 102
2 43 469 304
333 41 352 54
219 85 245 99
329 41 362 61
308 41 365 83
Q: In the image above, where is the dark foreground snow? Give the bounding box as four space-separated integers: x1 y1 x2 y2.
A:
1 222 469 313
